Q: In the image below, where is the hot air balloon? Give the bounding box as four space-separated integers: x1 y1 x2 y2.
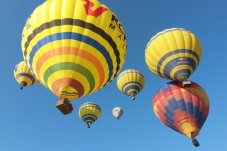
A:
117 69 145 100
152 81 209 147
79 102 101 128
112 107 123 119
145 28 202 83
14 61 38 89
21 0 126 114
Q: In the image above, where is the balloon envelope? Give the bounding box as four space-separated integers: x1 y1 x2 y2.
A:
152 81 209 140
79 102 101 128
112 107 123 119
14 61 38 89
117 69 145 100
21 0 127 101
145 28 202 81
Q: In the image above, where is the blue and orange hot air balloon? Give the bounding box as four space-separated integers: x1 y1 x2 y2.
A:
152 81 209 147
21 0 126 113
145 28 202 83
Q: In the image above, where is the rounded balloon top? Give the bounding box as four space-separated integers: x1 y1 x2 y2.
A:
152 80 209 144
145 28 202 82
117 69 145 100
79 102 101 128
21 0 127 101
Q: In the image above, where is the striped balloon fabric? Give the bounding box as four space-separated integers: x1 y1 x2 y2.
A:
79 102 101 128
14 61 38 89
152 81 209 141
21 0 127 101
145 28 202 82
117 69 145 100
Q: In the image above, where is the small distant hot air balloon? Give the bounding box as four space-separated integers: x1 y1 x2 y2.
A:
152 81 209 147
117 69 145 100
21 0 126 114
79 102 101 128
145 28 202 83
112 107 123 119
14 61 38 89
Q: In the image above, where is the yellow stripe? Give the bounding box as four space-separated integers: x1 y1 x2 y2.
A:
169 65 194 79
47 70 90 95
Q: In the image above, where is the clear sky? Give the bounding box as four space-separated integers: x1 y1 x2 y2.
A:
1 0 227 151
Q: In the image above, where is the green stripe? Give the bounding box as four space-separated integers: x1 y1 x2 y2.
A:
43 62 95 93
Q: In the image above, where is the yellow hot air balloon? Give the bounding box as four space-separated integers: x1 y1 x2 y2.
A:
117 69 145 100
145 28 202 82
21 0 126 103
14 61 38 89
79 102 101 128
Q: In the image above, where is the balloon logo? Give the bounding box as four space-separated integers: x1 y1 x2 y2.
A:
21 0 127 101
145 28 202 82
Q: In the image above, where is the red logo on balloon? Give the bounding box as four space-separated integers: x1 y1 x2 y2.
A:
84 0 108 17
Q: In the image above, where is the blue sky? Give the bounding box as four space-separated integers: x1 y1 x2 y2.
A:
1 0 227 151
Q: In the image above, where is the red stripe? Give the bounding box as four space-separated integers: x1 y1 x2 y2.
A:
35 47 105 91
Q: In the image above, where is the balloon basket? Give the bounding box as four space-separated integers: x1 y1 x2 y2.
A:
192 139 200 147
56 98 73 115
182 80 191 87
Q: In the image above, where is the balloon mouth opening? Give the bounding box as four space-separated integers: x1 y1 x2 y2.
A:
174 69 191 81
87 122 92 128
20 81 27 89
129 92 136 100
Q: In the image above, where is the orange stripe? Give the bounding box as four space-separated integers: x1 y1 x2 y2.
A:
35 47 105 90
51 78 85 98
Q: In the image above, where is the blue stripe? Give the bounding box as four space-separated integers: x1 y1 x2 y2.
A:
193 106 199 119
17 73 36 84
186 102 193 115
165 105 175 117
83 117 95 123
162 57 196 79
29 32 113 84
177 100 187 112
123 86 141 94
82 114 97 122
122 82 142 93
168 99 178 110
157 49 199 78
161 83 171 91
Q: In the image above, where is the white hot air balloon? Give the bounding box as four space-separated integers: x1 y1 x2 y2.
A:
112 107 123 120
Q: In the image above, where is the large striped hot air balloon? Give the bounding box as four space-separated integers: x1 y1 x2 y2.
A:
145 28 202 82
117 69 145 100
21 0 126 102
79 102 101 128
152 81 209 147
14 61 38 89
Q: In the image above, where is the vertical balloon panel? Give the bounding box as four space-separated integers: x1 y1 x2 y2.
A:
152 81 209 140
21 0 127 101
